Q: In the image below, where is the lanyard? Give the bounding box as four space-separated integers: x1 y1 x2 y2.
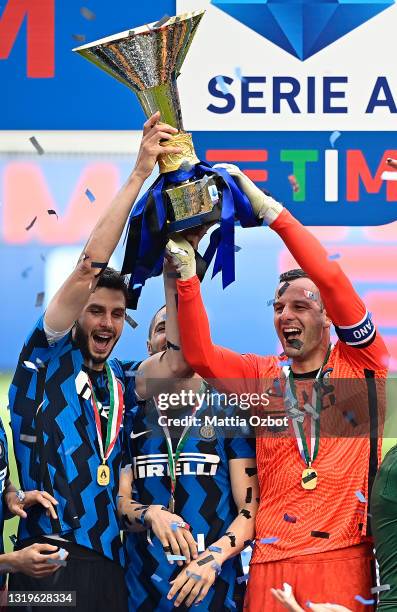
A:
87 363 124 464
283 345 332 467
154 382 206 502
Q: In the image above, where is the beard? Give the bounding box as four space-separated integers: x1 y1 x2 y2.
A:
73 321 110 368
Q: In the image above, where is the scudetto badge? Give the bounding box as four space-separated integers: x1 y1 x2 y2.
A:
200 425 216 440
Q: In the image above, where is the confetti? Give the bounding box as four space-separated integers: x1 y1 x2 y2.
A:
47 209 58 219
287 338 303 350
278 282 290 297
226 599 236 609
9 535 17 546
46 558 67 567
381 171 397 181
25 216 37 231
302 471 317 484
40 253 46 262
310 531 330 539
197 555 214 566
186 571 201 581
245 488 252 503
259 537 279 544
36 358 45 368
80 6 96 20
29 136 44 155
355 491 367 503
211 561 222 575
328 253 341 260
234 245 242 252
35 292 45 307
21 266 33 279
171 522 179 532
371 584 390 594
329 130 341 148
240 509 252 519
304 290 317 301
288 175 300 193
245 467 257 477
225 532 236 547
72 34 86 42
85 188 96 203
23 361 38 371
283 583 292 598
153 14 170 28
167 554 186 561
208 545 222 553
354 595 375 606
237 574 249 584
243 539 255 549
278 359 292 367
283 513 297 523
266 299 275 307
234 67 246 82
179 160 194 172
151 574 162 582
343 410 358 427
216 75 230 95
197 533 205 553
147 530 153 546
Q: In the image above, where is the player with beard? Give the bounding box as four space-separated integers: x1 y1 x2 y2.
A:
167 164 389 611
8 113 181 612
118 252 259 611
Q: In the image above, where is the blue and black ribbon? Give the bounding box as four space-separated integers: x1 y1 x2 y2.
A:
121 162 262 308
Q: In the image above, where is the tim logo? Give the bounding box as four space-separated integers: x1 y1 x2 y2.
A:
0 0 55 77
211 0 394 60
133 453 220 479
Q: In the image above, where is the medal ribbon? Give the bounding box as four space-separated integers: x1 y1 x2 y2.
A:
88 363 124 464
153 382 206 503
283 344 332 467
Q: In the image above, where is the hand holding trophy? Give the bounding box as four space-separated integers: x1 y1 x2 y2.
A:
74 12 263 307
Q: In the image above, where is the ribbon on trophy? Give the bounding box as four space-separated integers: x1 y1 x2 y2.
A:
121 162 263 308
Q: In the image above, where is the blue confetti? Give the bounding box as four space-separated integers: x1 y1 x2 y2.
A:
167 554 186 561
21 266 33 279
259 537 279 544
278 359 292 367
234 67 246 82
283 513 297 523
355 491 367 503
328 253 341 260
171 522 179 532
186 571 201 581
151 574 162 582
237 574 249 584
354 595 375 606
266 299 275 307
216 75 229 95
234 245 242 252
226 599 236 609
329 130 341 148
211 561 222 575
208 545 222 553
85 188 96 203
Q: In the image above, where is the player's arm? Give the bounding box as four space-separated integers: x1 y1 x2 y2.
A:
3 479 58 520
0 544 68 578
45 113 181 334
135 258 194 400
118 467 198 565
218 163 389 371
167 457 259 608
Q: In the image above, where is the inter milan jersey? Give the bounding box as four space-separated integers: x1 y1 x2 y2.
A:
9 315 138 565
0 418 8 588
123 391 255 611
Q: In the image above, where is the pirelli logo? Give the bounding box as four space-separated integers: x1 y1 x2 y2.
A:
133 453 220 479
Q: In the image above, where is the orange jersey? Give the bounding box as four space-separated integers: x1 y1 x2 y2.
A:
177 209 389 563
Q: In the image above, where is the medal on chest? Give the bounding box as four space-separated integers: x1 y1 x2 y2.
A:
97 462 110 486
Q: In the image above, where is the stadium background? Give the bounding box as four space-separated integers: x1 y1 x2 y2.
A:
1 0 397 552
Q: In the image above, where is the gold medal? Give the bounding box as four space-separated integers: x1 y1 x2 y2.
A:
97 462 110 486
301 467 318 490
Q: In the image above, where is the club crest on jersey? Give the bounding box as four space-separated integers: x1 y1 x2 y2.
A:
199 425 216 440
133 452 220 479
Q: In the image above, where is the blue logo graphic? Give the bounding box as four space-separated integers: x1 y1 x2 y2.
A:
211 0 394 60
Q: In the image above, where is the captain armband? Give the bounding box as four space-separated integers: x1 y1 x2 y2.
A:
334 311 375 348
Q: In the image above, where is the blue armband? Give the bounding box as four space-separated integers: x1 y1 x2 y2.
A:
334 311 375 347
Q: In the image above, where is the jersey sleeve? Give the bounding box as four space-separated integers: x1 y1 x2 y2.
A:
271 209 389 371
176 275 261 394
0 418 9 492
225 436 256 461
19 314 71 367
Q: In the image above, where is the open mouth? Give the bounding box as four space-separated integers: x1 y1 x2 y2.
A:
282 327 302 343
92 333 113 353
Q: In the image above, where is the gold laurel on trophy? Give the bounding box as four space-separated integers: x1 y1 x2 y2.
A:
158 133 200 173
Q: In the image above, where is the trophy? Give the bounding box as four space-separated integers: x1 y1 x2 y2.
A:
73 11 221 233
74 12 260 307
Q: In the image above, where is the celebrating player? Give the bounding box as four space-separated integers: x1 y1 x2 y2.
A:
118 252 258 610
8 114 182 612
167 164 389 611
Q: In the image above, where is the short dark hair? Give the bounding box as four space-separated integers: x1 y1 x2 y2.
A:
148 304 166 340
96 267 129 305
279 268 309 283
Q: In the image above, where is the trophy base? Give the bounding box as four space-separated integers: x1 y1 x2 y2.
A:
165 175 221 233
